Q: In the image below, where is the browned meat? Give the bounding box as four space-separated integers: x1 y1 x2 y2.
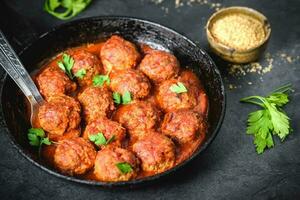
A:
83 118 126 148
132 131 175 173
100 35 141 73
69 49 102 86
36 66 77 100
161 110 207 144
77 86 115 123
54 137 96 175
38 94 81 138
155 70 207 113
113 101 161 139
139 50 180 83
94 147 140 182
110 69 151 99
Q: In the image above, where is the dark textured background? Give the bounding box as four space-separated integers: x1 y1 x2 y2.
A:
0 0 299 199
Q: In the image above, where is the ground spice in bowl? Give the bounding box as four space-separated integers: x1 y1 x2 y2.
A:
206 6 271 63
210 13 266 51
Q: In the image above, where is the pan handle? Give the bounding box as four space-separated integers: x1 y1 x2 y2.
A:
0 30 44 106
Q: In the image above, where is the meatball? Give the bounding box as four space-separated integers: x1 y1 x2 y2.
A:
36 66 77 100
114 101 161 139
54 137 96 175
132 132 175 173
94 147 139 182
78 86 115 122
100 35 141 72
161 110 207 144
69 50 102 86
38 94 81 137
156 70 205 112
110 69 151 99
180 71 209 116
139 50 180 83
83 118 126 148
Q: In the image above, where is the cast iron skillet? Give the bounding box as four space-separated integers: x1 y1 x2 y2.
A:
0 16 225 187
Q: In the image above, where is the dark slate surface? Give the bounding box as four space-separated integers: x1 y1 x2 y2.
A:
0 0 300 199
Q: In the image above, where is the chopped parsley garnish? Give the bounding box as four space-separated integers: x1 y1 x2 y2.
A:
170 82 188 94
28 128 52 156
44 0 92 20
89 133 115 146
113 91 132 105
122 91 132 104
57 53 74 79
240 84 293 154
116 162 133 174
75 68 86 79
93 74 110 87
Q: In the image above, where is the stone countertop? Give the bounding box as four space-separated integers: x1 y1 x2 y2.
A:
0 0 299 199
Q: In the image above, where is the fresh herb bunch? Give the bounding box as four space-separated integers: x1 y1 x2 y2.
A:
44 0 92 20
28 128 52 156
240 84 293 154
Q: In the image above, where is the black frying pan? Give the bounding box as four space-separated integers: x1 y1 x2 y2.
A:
0 16 225 187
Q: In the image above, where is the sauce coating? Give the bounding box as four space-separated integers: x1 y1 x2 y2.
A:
32 35 209 182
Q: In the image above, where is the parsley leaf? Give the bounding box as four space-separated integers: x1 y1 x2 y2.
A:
113 91 132 105
27 128 52 156
57 53 74 79
89 133 106 145
93 74 110 87
89 133 115 146
113 92 121 104
116 162 133 174
240 84 293 154
122 91 132 104
170 82 188 93
44 0 92 20
75 68 86 79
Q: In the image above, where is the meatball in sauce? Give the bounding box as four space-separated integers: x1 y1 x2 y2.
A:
54 137 96 175
132 131 175 173
69 49 102 86
78 86 115 123
139 50 180 83
38 94 81 140
114 101 161 140
94 147 140 182
36 66 77 100
156 70 208 116
83 118 126 148
30 35 209 182
100 35 141 73
161 110 207 144
110 69 151 99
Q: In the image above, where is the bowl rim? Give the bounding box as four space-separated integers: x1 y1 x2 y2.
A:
0 16 226 187
206 6 271 53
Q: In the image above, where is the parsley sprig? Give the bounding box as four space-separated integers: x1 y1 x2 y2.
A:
89 132 115 146
113 91 132 105
58 53 74 79
240 84 294 154
28 128 52 156
44 0 92 20
170 82 188 94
